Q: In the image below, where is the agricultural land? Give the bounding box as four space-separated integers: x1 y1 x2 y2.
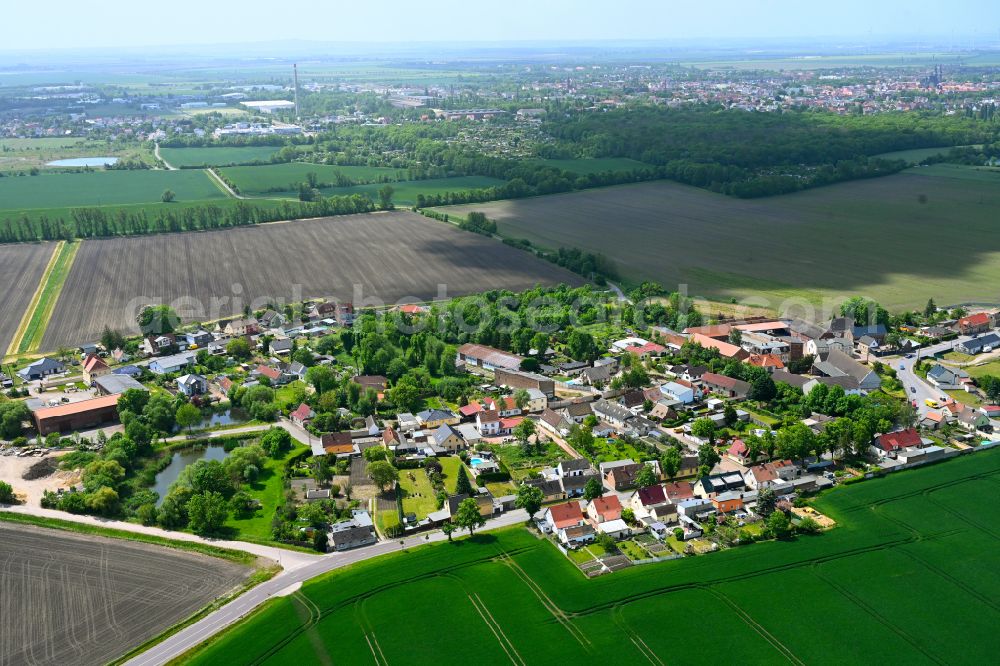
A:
39 210 582 349
0 169 226 212
442 166 1000 310
158 146 282 168
219 163 409 193
184 449 1000 665
0 521 249 666
0 243 56 356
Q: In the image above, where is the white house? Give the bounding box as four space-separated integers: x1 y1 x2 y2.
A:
176 374 208 397
660 381 695 404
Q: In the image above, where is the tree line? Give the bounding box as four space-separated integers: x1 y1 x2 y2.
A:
0 195 377 243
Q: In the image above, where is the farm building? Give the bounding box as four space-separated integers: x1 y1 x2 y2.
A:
456 343 525 372
33 395 120 435
17 357 65 381
94 374 147 396
493 368 555 397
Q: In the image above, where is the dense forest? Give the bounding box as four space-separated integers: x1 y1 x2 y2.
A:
542 106 1000 196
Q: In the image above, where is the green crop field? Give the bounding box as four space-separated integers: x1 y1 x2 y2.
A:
441 167 1000 310
220 163 409 194
0 169 226 211
183 448 1000 665
532 157 653 174
158 146 282 168
0 138 87 150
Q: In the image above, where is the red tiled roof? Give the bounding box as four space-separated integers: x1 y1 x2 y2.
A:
500 416 523 430
478 409 500 423
83 355 108 373
590 494 622 520
690 334 747 359
256 365 281 380
459 402 482 417
662 482 694 501
748 354 785 369
626 342 667 356
959 313 990 327
727 439 748 456
33 395 120 419
702 372 741 389
290 403 313 421
878 428 922 451
637 484 667 506
548 501 584 529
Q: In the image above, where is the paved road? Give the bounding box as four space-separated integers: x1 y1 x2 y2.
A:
125 508 528 666
892 338 958 416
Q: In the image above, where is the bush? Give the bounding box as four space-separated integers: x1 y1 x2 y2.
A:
0 480 16 504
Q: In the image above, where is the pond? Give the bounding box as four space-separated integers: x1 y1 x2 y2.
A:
174 408 250 434
152 444 229 505
46 157 119 167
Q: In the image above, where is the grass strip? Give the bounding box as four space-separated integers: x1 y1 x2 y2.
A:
17 240 79 353
4 240 62 357
0 510 256 565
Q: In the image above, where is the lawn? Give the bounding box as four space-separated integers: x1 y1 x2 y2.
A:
183 448 1000 665
225 444 309 542
273 381 307 406
439 167 1000 310
0 169 226 211
397 467 438 519
491 440 566 477
159 146 282 168
942 350 976 363
945 389 983 406
965 360 1000 379
617 539 649 561
439 456 472 493
586 437 657 464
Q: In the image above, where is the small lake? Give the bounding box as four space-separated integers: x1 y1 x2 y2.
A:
153 444 229 505
173 408 250 434
46 156 119 167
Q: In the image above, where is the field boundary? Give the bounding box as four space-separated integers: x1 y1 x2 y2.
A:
15 240 79 354
4 241 63 357
206 168 243 199
0 510 258 565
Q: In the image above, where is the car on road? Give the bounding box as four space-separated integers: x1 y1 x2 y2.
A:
910 387 916 393
905 354 915 358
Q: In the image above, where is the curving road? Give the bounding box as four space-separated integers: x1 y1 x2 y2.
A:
124 508 528 666
154 143 177 170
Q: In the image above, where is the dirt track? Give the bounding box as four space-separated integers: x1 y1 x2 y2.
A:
0 522 249 666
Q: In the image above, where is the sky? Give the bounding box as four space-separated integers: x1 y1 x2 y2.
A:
4 0 1000 51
